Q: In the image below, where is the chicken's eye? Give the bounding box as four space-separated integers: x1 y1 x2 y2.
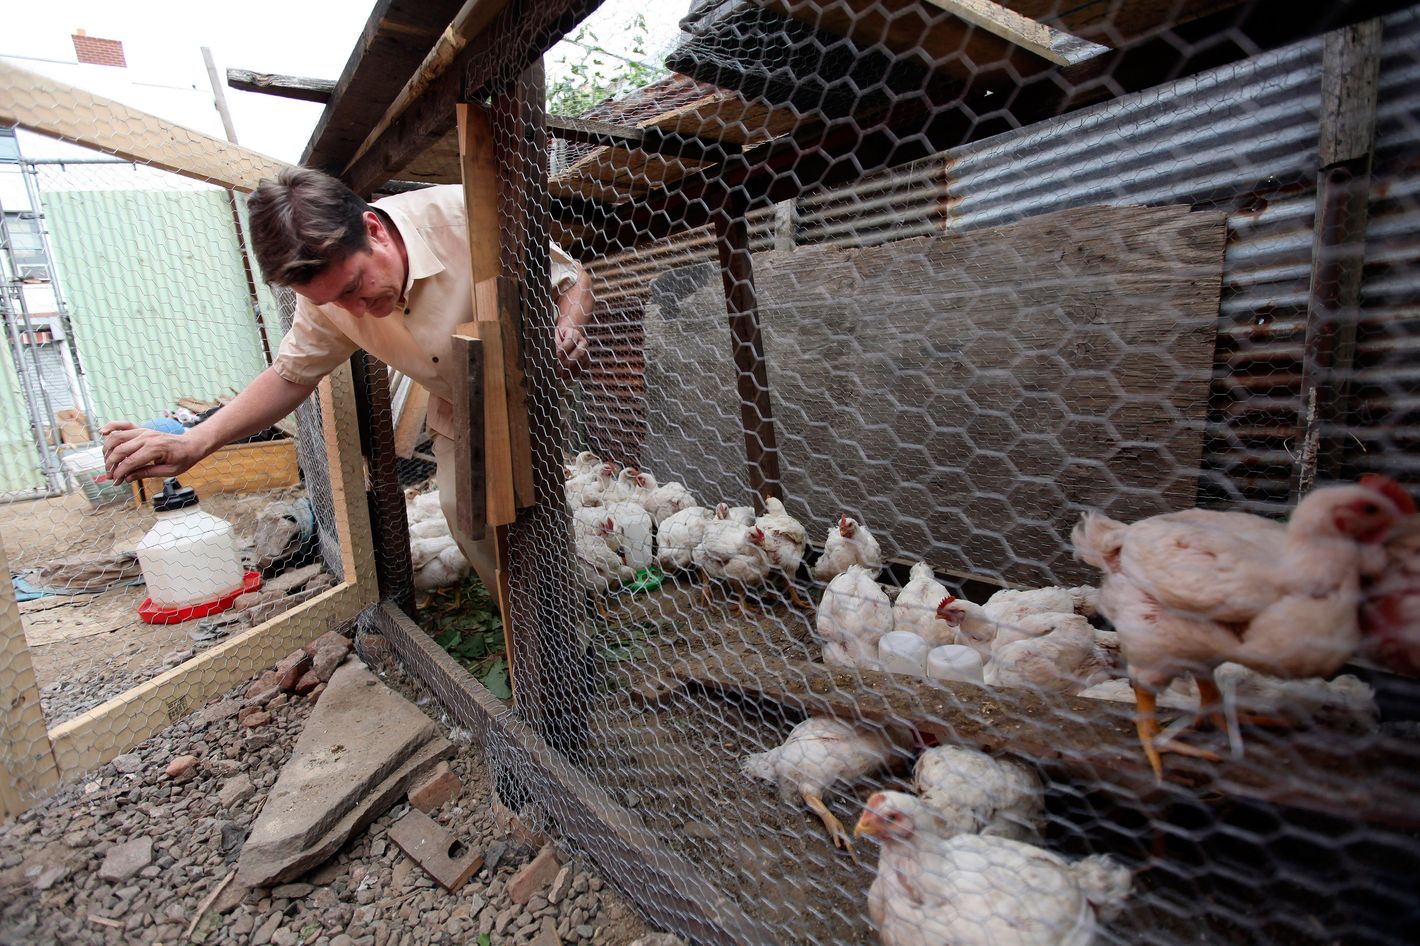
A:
1363 503 1380 514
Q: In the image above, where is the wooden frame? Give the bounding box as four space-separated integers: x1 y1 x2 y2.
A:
0 71 377 811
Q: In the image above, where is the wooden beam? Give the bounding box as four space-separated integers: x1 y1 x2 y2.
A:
302 0 468 172
451 335 487 540
713 189 782 513
46 363 376 777
0 62 287 193
573 0 1412 259
547 115 743 164
226 68 335 103
1293 18 1383 496
344 0 605 195
0 534 61 819
369 603 779 945
353 351 417 615
919 0 1110 65
547 114 645 149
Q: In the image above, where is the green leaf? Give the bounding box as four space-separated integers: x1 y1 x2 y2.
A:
480 658 512 700
479 935 492 946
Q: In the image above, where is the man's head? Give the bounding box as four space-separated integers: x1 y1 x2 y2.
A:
248 168 407 318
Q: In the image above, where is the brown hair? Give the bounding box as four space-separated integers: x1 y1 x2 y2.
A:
247 167 371 286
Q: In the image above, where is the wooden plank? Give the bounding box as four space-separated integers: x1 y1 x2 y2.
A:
135 440 298 502
0 62 287 193
451 335 487 541
344 0 604 195
0 534 61 819
1293 19 1383 497
919 0 1110 65
497 277 536 509
226 68 335 103
47 363 376 777
392 381 431 458
639 204 1225 588
654 648 1420 828
456 104 501 318
302 0 467 172
474 321 517 526
713 190 781 514
547 115 646 149
370 603 780 945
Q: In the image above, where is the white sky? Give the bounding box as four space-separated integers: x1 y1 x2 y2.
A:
2 1 690 164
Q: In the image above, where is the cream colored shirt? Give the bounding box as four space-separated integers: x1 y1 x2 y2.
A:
271 184 579 440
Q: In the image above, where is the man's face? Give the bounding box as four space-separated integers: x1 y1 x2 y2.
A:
295 211 406 318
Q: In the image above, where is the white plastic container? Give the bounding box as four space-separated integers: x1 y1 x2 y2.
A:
136 478 246 608
927 644 986 685
878 631 930 677
61 444 130 508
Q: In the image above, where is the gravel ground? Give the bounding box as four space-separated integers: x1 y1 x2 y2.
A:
0 648 658 946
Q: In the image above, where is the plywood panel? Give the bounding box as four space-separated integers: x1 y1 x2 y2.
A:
639 204 1226 587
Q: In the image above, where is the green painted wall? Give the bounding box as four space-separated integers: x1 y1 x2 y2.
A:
0 344 41 494
42 188 274 427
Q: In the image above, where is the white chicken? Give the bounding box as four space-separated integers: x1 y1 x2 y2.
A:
985 612 1111 694
742 717 903 859
715 501 755 525
892 562 954 646
572 513 634 610
644 479 697 525
754 497 811 609
984 585 1099 629
934 595 998 662
409 535 470 590
1072 477 1409 779
605 467 650 506
565 462 617 511
913 745 1044 842
564 450 601 479
812 514 884 582
817 565 893 669
603 500 654 572
655 505 713 573
692 519 771 611
855 791 1131 946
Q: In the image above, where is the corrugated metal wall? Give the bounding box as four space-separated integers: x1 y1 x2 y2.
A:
581 10 1420 511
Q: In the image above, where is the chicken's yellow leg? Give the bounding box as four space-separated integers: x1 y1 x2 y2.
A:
1195 675 1293 729
1135 684 1219 783
803 790 858 863
701 574 714 607
782 575 813 611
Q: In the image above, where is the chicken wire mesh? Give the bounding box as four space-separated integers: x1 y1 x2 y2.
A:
0 124 353 746
384 3 1420 946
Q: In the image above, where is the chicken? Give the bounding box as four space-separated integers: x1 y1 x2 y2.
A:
692 519 771 611
1077 663 1378 732
855 791 1131 946
985 612 1111 694
572 513 634 609
410 535 470 590
655 505 713 572
1072 478 1409 779
812 514 884 582
755 497 811 609
603 501 655 572
605 467 650 506
913 745 1044 842
742 717 903 859
715 501 755 525
565 461 616 511
644 479 697 526
1359 477 1420 675
984 585 1099 629
564 450 601 479
893 562 954 646
935 595 997 662
818 565 893 668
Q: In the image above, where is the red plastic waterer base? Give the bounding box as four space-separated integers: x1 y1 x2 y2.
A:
137 571 262 625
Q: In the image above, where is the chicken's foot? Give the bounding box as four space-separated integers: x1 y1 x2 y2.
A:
1135 684 1220 782
803 790 858 864
1195 677 1294 730
782 575 813 611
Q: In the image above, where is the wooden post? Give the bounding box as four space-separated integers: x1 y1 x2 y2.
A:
713 187 782 513
1293 19 1382 498
489 58 591 759
451 335 487 541
0 534 61 819
352 351 416 615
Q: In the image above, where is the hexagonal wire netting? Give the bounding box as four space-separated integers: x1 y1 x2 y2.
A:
435 3 1420 946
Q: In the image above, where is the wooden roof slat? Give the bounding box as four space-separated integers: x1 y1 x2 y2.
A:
226 69 335 104
920 0 1110 65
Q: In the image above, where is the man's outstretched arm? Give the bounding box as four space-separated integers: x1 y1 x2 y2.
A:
102 366 316 484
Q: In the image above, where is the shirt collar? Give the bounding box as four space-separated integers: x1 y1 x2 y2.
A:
375 204 444 297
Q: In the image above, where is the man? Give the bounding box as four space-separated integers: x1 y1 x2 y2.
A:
102 167 593 590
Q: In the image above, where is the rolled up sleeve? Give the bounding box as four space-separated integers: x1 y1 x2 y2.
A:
271 300 361 387
549 242 581 297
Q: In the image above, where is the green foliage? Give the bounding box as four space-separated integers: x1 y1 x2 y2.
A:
547 14 667 118
423 574 509 698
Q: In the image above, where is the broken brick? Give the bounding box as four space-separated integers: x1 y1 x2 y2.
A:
407 762 461 813
507 844 560 905
294 671 321 695
274 649 313 691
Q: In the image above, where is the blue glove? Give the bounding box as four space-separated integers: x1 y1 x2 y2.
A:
140 417 187 435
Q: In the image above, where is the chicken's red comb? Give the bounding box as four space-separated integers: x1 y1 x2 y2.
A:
1361 474 1417 516
936 595 957 612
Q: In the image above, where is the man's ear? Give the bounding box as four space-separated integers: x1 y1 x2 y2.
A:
364 210 384 243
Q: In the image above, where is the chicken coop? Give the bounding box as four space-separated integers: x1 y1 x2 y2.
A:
5 1 1420 944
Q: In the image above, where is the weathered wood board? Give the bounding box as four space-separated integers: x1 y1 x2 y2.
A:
640 204 1226 587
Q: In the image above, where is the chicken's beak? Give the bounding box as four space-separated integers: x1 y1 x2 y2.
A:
854 809 884 840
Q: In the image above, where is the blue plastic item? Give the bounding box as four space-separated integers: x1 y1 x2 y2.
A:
141 417 187 435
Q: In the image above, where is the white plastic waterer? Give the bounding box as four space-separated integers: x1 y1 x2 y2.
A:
136 478 245 609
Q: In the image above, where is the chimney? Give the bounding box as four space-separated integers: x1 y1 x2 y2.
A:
72 30 127 68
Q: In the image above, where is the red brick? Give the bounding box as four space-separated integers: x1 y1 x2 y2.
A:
308 683 326 704
311 646 346 682
164 754 198 782
244 671 281 705
303 631 352 658
240 711 273 729
507 844 560 905
294 671 321 695
274 649 312 691
407 762 461 813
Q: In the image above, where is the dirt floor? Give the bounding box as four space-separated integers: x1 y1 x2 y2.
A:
561 577 1414 946
2 485 307 724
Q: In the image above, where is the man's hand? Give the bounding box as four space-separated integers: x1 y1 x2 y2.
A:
555 320 590 377
101 422 207 485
